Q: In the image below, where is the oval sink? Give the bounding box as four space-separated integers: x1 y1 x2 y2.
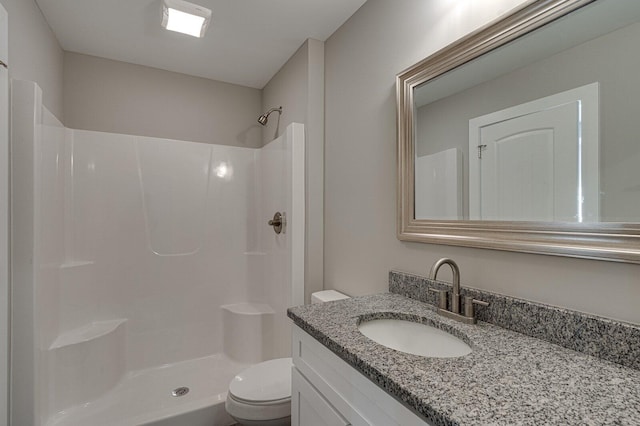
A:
358 318 472 358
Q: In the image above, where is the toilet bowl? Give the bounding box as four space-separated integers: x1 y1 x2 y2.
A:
225 358 293 426
226 291 349 425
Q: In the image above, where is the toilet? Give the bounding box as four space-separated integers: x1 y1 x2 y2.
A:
225 358 293 426
225 290 349 426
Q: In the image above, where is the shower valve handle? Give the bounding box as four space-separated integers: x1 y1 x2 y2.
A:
268 212 285 234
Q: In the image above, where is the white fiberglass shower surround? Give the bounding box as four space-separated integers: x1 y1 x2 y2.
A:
11 80 305 426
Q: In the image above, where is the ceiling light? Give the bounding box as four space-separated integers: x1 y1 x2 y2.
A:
162 0 211 38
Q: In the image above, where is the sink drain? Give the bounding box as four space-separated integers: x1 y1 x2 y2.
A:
172 387 190 397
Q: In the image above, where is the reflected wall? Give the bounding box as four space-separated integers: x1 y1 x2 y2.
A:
415 22 640 222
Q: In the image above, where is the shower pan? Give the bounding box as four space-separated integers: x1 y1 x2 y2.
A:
10 80 305 426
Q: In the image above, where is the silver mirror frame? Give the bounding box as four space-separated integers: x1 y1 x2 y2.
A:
397 0 640 264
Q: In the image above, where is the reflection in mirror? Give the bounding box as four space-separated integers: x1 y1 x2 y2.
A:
413 0 640 222
397 0 640 263
466 83 599 222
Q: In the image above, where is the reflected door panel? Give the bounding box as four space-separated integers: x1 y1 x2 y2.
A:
469 83 599 222
480 106 577 221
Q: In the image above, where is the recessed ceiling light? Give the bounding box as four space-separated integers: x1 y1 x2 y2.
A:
161 0 211 38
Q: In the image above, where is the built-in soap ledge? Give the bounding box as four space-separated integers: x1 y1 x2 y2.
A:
221 302 275 315
49 318 126 350
222 303 275 363
48 319 128 414
59 260 94 270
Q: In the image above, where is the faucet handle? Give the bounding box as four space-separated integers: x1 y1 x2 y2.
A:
428 287 448 310
463 296 489 319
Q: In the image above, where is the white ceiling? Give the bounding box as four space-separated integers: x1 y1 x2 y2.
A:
35 0 367 89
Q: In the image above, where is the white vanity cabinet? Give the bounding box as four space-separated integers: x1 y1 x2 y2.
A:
291 325 433 426
292 367 350 426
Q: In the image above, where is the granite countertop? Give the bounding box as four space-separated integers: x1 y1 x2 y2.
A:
287 293 640 426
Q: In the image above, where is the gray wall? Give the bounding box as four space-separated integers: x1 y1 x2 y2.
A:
0 0 64 120
416 22 640 222
64 52 262 147
262 41 308 146
262 39 325 304
324 0 640 324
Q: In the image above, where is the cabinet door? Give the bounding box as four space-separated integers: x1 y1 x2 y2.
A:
292 367 350 426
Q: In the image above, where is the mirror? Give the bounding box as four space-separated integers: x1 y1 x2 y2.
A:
397 0 640 263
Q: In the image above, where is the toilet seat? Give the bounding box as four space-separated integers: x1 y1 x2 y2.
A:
226 393 291 422
226 358 292 423
229 357 292 403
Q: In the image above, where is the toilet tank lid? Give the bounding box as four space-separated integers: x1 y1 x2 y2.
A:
229 358 292 403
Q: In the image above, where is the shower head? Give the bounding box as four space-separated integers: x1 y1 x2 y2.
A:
258 106 282 126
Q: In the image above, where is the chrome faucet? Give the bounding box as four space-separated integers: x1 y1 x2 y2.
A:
429 258 461 314
428 258 488 324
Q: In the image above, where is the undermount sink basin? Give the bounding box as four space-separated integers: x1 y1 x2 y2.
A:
358 318 472 358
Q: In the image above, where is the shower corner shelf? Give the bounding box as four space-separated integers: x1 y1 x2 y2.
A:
221 302 275 315
49 318 127 350
59 260 95 270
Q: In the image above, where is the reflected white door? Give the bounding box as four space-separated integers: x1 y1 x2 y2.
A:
469 83 599 222
0 3 8 424
479 104 578 221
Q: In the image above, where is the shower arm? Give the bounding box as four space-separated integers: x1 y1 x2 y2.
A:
258 106 282 126
264 107 281 116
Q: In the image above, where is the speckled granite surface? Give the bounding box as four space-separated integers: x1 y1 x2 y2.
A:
390 270 640 370
287 293 640 426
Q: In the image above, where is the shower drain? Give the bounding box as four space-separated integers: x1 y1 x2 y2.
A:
171 387 190 397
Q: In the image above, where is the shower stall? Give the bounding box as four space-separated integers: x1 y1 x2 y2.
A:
10 80 305 426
